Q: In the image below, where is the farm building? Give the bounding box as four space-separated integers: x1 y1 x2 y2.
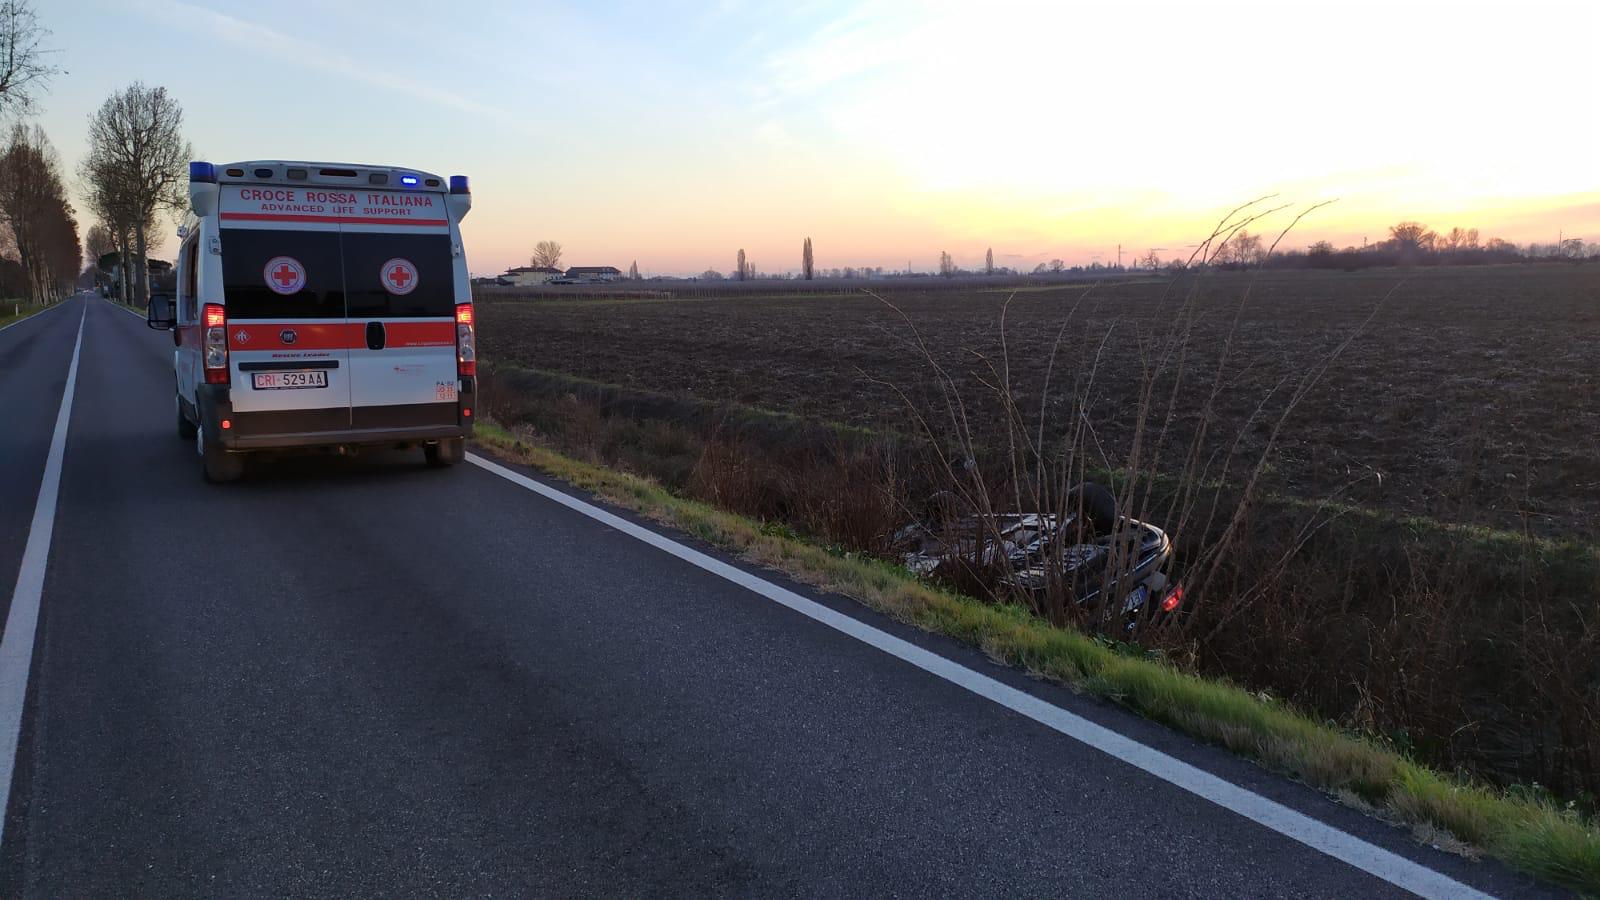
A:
564 266 624 283
497 266 563 286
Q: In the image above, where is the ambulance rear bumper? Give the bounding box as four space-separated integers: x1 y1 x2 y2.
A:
224 423 471 450
198 383 475 451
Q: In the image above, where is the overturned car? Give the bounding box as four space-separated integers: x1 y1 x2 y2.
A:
892 484 1183 622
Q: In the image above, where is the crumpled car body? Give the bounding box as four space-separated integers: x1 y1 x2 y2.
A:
892 510 1179 617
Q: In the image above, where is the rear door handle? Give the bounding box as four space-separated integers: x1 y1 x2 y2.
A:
365 321 386 351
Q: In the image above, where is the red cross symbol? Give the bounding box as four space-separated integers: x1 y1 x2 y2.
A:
381 258 418 295
272 264 299 289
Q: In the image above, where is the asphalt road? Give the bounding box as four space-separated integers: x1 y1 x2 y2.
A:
0 294 1562 897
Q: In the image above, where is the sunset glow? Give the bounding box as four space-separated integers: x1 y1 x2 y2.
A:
39 0 1600 275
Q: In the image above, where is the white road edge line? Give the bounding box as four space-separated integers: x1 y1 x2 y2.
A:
0 305 86 850
0 296 74 337
106 297 143 318
466 451 1492 900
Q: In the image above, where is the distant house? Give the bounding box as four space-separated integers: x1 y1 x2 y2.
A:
564 265 623 283
498 265 564 287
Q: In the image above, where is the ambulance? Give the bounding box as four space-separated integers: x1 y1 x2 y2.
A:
147 161 477 482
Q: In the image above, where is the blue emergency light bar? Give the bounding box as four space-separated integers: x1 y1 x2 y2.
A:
450 175 469 194
189 161 216 183
400 174 419 186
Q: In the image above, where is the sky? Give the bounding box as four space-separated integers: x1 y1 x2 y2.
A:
30 0 1600 276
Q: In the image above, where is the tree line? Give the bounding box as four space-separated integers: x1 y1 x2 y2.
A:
0 0 75 304
0 3 194 308
0 124 77 302
1185 222 1596 273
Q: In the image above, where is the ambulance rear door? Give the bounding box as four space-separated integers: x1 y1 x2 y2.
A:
217 187 352 429
341 191 459 431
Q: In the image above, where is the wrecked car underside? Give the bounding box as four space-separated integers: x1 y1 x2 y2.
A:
892 490 1181 618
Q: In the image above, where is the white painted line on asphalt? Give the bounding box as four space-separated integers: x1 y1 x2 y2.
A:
467 451 1492 900
0 306 86 851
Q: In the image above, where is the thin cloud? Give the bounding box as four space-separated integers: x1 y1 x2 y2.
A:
134 0 522 126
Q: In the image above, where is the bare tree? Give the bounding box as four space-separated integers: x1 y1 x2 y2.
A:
736 247 746 281
0 1 58 118
531 240 563 269
938 250 954 277
1387 221 1436 253
629 259 639 280
1048 258 1065 273
84 222 113 260
83 83 191 306
802 237 814 280
83 221 114 294
81 152 145 302
1221 229 1263 266
985 247 994 275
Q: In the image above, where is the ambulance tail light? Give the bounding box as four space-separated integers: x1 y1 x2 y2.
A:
455 303 476 376
203 303 229 384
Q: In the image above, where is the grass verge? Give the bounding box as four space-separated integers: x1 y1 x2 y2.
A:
0 300 47 329
472 418 1600 894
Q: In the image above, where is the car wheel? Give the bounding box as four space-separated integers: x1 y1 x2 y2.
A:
424 437 465 468
198 425 244 483
176 395 197 440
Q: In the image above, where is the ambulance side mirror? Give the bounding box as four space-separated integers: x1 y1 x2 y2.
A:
147 294 175 331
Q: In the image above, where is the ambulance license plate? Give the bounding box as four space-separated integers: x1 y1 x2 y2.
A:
252 370 328 390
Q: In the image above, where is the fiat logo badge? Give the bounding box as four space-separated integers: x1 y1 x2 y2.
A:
279 329 298 344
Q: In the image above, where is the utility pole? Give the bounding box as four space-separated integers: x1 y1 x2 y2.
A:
1117 244 1122 269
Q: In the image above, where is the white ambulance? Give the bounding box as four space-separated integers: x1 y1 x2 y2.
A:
148 161 477 482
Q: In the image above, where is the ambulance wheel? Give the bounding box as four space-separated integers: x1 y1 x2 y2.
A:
176 395 197 440
197 425 244 483
425 437 465 468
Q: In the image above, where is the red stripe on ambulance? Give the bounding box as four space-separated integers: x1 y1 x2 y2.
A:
226 322 455 350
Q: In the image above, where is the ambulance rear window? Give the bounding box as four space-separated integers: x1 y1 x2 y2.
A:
344 233 455 319
220 228 346 320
